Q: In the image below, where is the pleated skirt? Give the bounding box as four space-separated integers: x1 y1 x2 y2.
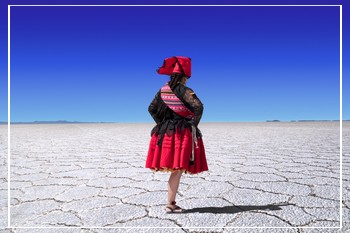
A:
145 127 209 175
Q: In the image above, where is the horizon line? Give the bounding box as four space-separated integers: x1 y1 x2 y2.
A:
0 119 345 125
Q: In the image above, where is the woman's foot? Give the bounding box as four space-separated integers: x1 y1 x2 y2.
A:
164 201 185 213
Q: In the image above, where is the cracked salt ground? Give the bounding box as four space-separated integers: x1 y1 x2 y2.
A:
0 122 349 232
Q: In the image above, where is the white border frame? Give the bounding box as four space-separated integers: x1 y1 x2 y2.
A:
7 4 343 230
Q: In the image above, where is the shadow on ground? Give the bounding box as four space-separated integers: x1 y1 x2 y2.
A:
183 203 294 214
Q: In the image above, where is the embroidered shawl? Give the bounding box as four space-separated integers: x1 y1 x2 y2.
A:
160 83 194 119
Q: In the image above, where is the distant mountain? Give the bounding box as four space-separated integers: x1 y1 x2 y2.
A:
296 120 341 122
0 120 113 125
266 120 346 122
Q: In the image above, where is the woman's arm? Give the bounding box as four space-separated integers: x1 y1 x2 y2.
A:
182 87 204 127
148 91 162 124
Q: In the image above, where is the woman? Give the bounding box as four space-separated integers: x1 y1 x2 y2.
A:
145 56 209 213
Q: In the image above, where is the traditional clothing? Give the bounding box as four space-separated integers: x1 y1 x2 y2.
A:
145 82 209 175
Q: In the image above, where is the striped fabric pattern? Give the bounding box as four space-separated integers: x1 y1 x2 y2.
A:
160 84 194 119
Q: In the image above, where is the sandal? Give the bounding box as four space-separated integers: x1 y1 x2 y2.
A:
164 201 185 213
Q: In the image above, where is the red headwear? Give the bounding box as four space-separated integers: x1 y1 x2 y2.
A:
157 56 192 78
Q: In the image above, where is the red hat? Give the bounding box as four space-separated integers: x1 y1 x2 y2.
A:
157 56 192 78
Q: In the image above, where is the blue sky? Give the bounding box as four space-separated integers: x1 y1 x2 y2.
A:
0 0 348 123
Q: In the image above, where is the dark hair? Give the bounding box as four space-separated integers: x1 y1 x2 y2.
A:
168 73 186 90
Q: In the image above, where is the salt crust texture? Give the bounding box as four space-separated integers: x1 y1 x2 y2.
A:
0 122 349 232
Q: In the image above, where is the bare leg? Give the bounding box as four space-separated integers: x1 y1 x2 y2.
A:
167 170 183 206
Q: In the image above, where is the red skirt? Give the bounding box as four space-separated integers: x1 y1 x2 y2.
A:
145 127 209 175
